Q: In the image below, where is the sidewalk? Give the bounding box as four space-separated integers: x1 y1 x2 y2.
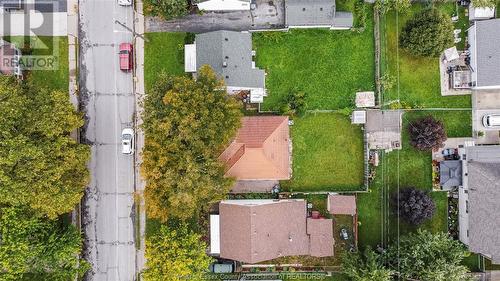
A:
133 0 147 275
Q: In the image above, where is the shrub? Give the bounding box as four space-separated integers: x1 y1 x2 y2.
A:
280 88 307 117
144 0 188 20
392 187 436 225
408 115 447 151
400 9 454 57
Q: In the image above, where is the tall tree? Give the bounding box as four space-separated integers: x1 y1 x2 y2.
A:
392 187 436 225
142 224 213 281
385 230 472 281
408 115 447 151
142 66 242 221
400 9 454 57
0 77 90 218
342 247 394 281
0 207 88 281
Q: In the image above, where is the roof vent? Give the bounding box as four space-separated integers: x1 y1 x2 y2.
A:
302 7 306 11
225 37 229 41
225 56 229 59
223 61 228 67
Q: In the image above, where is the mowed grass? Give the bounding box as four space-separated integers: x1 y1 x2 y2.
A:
282 113 365 192
382 4 471 108
357 110 471 247
253 15 375 111
144 32 188 91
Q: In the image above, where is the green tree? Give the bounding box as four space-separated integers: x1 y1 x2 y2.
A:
0 207 89 281
142 224 213 281
0 77 90 218
400 8 454 57
342 247 394 281
375 0 411 14
385 230 472 281
280 88 307 117
144 0 188 20
471 0 496 8
141 66 242 222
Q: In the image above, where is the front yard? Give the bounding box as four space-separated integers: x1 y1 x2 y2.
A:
381 4 471 108
282 113 365 192
254 13 375 111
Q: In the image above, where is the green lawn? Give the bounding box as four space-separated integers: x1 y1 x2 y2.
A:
357 110 471 247
144 32 189 91
282 113 365 192
381 4 471 108
253 11 375 111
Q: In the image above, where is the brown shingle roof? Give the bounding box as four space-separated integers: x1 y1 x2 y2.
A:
307 218 334 257
327 195 357 215
219 200 335 263
219 116 291 180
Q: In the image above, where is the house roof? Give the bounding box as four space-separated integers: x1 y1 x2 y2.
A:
327 194 356 215
307 218 334 257
219 199 334 263
332 11 353 28
472 19 500 87
195 30 265 89
285 0 335 27
467 161 500 263
220 116 291 180
439 160 462 188
219 199 310 263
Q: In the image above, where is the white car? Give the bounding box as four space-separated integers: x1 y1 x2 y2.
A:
482 114 500 128
118 0 132 6
121 128 134 154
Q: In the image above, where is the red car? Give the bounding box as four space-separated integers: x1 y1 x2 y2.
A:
119 43 133 71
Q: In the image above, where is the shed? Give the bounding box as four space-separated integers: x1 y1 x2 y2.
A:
327 194 357 215
352 110 366 124
355 91 375 108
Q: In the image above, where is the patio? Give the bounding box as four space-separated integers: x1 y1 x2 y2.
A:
439 48 472 96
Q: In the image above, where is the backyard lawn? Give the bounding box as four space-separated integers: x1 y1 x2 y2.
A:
357 110 471 247
381 4 471 108
144 32 189 91
253 10 375 111
282 113 365 192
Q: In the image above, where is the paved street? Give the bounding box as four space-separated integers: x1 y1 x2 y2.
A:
78 0 137 280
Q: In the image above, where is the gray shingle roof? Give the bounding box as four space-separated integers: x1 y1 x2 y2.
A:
332 11 353 28
285 0 335 26
195 31 265 89
474 19 500 87
467 161 500 263
439 160 462 188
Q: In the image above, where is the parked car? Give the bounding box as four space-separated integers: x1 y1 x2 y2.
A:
119 43 133 71
209 261 236 273
121 128 134 154
340 228 349 240
482 114 500 128
118 0 132 6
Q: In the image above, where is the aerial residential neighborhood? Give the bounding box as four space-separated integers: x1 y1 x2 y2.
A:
1 0 500 280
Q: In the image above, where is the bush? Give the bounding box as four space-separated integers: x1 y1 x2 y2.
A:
280 88 307 117
144 0 188 20
400 9 454 57
392 187 436 225
408 115 447 151
355 0 368 29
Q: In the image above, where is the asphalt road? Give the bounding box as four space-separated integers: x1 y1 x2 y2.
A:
78 0 137 280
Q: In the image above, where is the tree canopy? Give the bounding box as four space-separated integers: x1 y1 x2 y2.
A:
408 115 447 151
142 224 213 281
0 77 90 218
400 8 454 57
471 0 496 7
385 230 472 281
0 207 88 281
141 66 242 222
342 247 394 281
392 187 436 225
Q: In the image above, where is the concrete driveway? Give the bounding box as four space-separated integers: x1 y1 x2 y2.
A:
472 91 500 144
146 0 285 32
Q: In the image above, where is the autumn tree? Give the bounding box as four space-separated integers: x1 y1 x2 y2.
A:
0 77 90 218
144 0 188 20
385 230 472 281
408 115 447 151
342 247 394 281
400 9 454 57
141 66 242 222
0 207 89 281
142 224 213 281
392 187 436 225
